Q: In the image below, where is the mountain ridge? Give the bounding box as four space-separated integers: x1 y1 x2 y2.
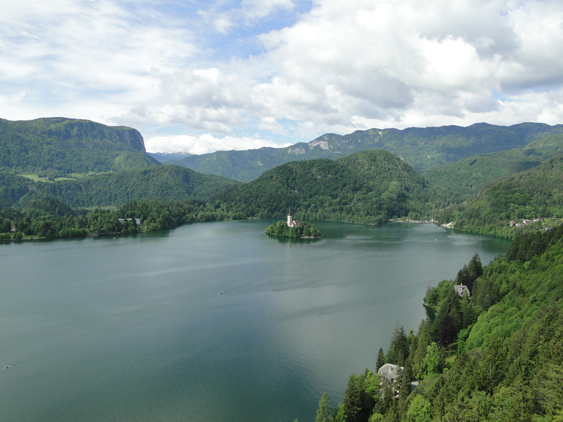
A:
168 122 563 182
0 117 160 176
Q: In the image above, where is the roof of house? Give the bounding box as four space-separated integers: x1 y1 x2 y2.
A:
454 284 471 298
378 363 403 381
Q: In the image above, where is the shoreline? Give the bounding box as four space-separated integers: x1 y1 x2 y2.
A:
388 218 439 225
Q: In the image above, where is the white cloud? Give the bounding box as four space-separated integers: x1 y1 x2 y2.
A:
241 0 295 22
0 0 197 122
145 134 291 154
148 0 563 138
214 16 235 34
3 0 563 153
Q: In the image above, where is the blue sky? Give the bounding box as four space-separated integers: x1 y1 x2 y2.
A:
2 0 563 154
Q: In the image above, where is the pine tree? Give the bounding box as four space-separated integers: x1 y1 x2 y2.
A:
315 393 332 422
388 324 409 366
376 347 386 372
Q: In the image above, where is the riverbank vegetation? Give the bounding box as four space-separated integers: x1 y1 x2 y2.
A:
318 224 563 422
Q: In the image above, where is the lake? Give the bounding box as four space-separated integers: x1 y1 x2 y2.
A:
0 221 510 422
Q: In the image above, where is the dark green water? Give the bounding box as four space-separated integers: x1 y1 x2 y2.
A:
0 221 510 422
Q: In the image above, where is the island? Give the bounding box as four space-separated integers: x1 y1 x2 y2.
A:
265 214 323 238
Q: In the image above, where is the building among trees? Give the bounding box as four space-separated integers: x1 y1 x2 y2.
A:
287 213 300 228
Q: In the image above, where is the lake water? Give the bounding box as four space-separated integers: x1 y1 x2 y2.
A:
0 221 510 422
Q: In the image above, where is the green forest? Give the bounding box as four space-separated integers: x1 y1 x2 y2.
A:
0 197 235 241
0 165 238 208
212 150 439 225
315 225 563 422
0 117 159 176
423 134 563 202
438 155 563 239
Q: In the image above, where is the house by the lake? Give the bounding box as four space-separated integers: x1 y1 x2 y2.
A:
378 363 402 382
454 284 471 299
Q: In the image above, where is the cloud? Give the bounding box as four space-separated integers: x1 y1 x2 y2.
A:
240 0 295 22
0 0 197 121
4 0 563 153
129 0 563 145
145 134 291 154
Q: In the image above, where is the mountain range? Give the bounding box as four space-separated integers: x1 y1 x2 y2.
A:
2 116 563 236
165 123 563 182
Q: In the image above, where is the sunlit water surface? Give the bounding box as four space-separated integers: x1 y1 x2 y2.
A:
0 221 510 422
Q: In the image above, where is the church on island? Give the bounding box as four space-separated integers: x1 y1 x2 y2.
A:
287 213 300 228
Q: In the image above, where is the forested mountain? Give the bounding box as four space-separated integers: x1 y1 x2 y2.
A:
169 123 563 182
324 225 563 422
439 154 563 238
0 117 160 176
0 165 238 208
212 150 437 224
424 134 563 202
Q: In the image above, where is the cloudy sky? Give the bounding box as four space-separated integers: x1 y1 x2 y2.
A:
1 0 563 154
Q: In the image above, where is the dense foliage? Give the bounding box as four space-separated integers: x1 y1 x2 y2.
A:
0 117 159 176
0 165 239 208
212 150 439 225
0 197 235 241
265 220 322 238
171 123 563 182
439 154 563 239
320 225 563 422
424 134 563 202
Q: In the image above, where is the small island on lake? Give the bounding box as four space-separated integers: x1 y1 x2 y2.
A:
265 214 323 238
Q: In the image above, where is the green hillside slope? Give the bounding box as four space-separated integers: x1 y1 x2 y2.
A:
172 123 563 182
1 165 239 208
424 134 563 201
213 150 436 224
439 154 563 238
325 225 563 422
0 117 160 175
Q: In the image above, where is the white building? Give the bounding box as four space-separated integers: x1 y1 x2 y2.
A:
287 213 300 228
454 284 471 299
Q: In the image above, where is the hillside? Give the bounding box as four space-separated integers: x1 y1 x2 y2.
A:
170 123 563 182
424 134 563 201
212 150 436 224
438 154 563 238
1 165 239 208
0 117 160 176
325 225 563 422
